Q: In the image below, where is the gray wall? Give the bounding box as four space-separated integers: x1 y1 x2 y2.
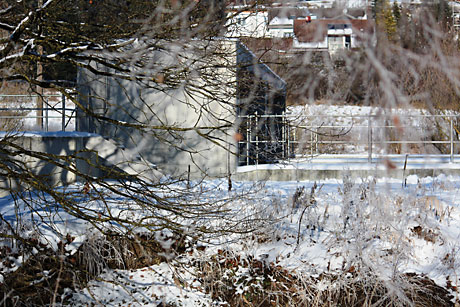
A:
0 133 105 197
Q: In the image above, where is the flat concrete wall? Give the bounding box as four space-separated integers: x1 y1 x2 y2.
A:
234 166 460 181
0 132 106 197
2 133 459 198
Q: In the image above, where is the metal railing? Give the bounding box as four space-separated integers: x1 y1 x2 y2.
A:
237 113 460 165
0 94 76 132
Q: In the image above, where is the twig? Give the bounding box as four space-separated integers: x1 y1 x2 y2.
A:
296 182 317 248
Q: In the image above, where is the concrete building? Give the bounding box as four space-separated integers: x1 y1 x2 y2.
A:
76 40 286 179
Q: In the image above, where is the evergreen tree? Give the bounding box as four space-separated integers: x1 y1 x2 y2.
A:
376 0 397 41
392 2 401 26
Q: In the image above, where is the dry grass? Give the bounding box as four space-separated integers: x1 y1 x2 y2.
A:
195 250 454 307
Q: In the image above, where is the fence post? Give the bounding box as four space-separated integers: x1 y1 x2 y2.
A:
310 124 313 159
450 116 454 162
246 116 250 166
315 128 318 155
368 115 372 163
286 115 290 161
282 112 286 160
293 126 296 159
45 97 49 132
255 112 258 166
62 94 66 131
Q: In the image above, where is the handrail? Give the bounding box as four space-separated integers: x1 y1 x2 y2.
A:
0 93 76 132
238 113 459 118
237 113 460 165
0 94 62 97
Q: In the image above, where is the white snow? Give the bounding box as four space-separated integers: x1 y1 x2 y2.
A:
70 263 212 306
1 174 460 305
269 17 293 26
1 104 460 305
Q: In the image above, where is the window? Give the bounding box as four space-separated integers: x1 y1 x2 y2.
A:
328 24 350 30
345 36 351 48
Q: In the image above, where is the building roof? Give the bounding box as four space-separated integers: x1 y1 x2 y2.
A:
293 19 373 43
269 16 294 26
268 7 310 23
308 7 366 19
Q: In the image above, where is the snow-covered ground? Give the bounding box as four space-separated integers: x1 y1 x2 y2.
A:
2 174 460 305
1 103 460 305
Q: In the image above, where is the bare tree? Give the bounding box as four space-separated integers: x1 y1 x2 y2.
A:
0 0 460 305
0 1 278 305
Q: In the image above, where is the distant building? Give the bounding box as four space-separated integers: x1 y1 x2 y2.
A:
267 7 311 38
227 4 372 53
227 8 269 38
293 19 374 52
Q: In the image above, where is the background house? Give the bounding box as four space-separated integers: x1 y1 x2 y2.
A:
227 8 269 37
293 19 373 52
267 7 311 38
226 3 373 57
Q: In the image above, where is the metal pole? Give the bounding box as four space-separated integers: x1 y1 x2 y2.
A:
293 127 296 158
310 125 313 158
451 116 454 162
246 116 250 166
286 116 290 161
368 115 372 163
45 98 48 132
315 128 318 155
255 112 258 166
282 112 286 159
36 0 43 129
62 94 66 131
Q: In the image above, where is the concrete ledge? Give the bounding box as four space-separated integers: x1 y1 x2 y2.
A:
234 154 460 181
0 131 167 197
0 132 113 196
234 168 459 181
